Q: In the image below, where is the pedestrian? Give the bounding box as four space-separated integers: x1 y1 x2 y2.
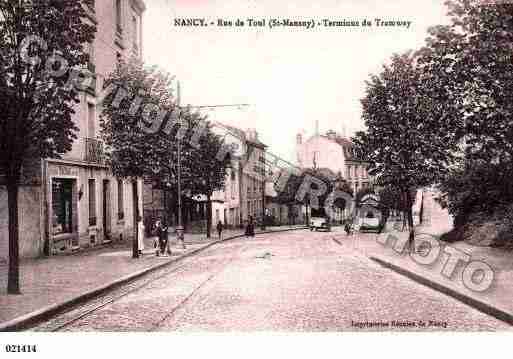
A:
245 218 250 237
216 220 223 239
344 220 352 236
155 220 167 256
137 215 145 255
249 215 255 237
153 220 160 253
159 222 169 256
245 216 253 237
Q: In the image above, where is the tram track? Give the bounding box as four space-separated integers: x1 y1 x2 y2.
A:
29 241 248 332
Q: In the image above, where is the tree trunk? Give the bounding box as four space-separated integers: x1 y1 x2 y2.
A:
405 191 415 251
132 180 139 259
7 178 21 294
206 193 212 239
163 189 168 226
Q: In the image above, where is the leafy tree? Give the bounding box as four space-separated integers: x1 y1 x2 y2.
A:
418 1 513 221
188 124 231 238
377 185 417 230
100 59 176 258
0 0 96 293
420 0 513 164
101 59 231 243
377 185 402 218
273 168 350 223
353 52 461 248
438 160 513 227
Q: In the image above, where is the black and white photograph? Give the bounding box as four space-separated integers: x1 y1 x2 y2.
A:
0 0 512 356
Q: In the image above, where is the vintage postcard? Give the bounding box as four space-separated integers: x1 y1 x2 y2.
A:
0 0 512 357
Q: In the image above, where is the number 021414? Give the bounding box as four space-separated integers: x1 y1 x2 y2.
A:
5 345 37 353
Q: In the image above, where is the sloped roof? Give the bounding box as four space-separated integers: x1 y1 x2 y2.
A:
318 134 362 161
219 123 267 149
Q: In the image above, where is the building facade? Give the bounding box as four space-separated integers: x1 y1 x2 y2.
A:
141 125 267 232
200 126 268 229
0 0 146 261
296 129 372 194
219 160 242 228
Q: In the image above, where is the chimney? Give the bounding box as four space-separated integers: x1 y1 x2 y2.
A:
296 133 302 145
326 129 337 140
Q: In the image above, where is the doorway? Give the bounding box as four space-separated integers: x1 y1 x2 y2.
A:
103 179 111 241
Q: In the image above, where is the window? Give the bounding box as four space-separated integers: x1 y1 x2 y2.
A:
52 179 73 235
117 180 124 219
231 171 236 199
89 179 97 226
87 103 95 138
115 0 122 33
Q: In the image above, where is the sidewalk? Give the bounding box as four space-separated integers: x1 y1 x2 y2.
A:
351 190 513 325
0 225 305 330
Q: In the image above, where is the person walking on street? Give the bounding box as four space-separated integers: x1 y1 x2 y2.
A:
245 217 251 237
217 220 224 239
137 216 145 255
249 216 255 237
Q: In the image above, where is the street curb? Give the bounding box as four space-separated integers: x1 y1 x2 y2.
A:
0 226 306 332
369 256 513 327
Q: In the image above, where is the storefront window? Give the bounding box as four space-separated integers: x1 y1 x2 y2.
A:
52 179 73 235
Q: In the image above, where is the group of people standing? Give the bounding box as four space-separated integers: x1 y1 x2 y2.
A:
136 217 171 257
134 215 256 258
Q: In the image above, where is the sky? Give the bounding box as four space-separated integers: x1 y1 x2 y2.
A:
143 0 450 162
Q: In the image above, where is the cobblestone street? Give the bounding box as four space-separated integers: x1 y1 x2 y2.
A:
41 230 510 332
